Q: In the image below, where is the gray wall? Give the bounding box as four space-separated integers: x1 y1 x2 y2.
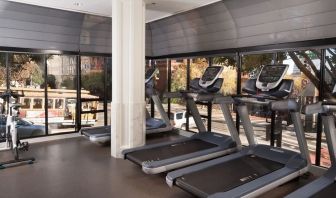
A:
3 0 336 56
147 0 336 57
146 24 152 57
0 0 111 54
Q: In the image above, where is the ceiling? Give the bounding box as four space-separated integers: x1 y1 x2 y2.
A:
6 0 221 22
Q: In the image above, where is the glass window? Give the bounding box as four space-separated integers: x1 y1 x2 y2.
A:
106 57 112 126
33 99 43 109
81 56 105 99
176 113 183 120
47 55 77 134
146 59 169 125
240 53 274 145
321 48 336 167
210 55 237 136
80 56 106 128
55 99 64 109
190 58 208 80
169 113 174 120
0 53 6 89
47 99 54 109
21 98 31 109
8 52 46 137
170 59 188 130
278 49 320 166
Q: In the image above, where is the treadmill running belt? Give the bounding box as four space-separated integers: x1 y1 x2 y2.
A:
310 183 336 198
126 139 217 165
176 155 284 198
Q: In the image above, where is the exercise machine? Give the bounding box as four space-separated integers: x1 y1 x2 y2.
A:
145 68 173 134
80 68 173 144
80 125 111 145
166 64 311 198
122 66 241 174
0 90 35 169
285 91 336 197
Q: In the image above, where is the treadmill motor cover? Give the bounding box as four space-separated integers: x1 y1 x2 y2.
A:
176 155 284 197
146 117 166 129
126 139 217 165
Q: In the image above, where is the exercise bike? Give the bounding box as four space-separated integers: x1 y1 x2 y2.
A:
0 90 35 169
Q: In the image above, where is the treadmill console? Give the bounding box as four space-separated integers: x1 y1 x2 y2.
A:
256 64 288 91
199 66 224 88
145 68 158 84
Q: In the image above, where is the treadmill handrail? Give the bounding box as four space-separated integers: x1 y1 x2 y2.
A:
304 101 336 115
269 99 300 112
164 91 183 98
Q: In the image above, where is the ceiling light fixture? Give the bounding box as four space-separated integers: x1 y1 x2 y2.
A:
73 2 83 6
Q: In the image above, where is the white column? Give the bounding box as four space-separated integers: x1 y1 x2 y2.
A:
111 0 146 158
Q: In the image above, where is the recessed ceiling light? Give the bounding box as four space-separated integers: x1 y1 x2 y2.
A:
73 2 83 6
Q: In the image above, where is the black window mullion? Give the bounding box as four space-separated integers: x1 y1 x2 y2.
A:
76 55 81 131
44 54 48 135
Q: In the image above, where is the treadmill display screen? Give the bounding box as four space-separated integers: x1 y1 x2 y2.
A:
201 67 222 82
258 65 287 83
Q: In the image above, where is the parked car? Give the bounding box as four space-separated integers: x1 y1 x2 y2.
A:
0 116 45 142
170 111 206 130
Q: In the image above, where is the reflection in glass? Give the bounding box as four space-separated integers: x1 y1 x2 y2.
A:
170 59 189 130
80 56 107 128
33 99 43 109
147 60 169 127
6 53 46 138
47 55 77 134
21 98 31 109
278 50 320 165
0 53 6 88
319 48 336 167
210 56 237 136
47 99 53 108
238 53 274 145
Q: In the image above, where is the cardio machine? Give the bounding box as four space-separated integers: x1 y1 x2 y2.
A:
285 87 336 198
0 90 35 169
80 68 173 144
166 64 311 198
144 68 173 134
122 66 241 174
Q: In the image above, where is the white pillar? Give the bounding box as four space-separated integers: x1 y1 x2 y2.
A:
111 0 146 158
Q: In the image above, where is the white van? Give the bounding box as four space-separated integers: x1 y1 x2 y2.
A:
170 111 206 130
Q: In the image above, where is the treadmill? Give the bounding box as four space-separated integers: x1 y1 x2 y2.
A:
80 68 173 144
145 68 174 134
285 92 336 198
166 64 311 198
122 66 242 174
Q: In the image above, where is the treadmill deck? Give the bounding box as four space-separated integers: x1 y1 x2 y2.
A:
176 155 284 197
125 139 217 165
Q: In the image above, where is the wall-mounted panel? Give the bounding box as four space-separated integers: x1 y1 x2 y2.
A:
146 24 152 57
0 0 111 54
147 0 336 57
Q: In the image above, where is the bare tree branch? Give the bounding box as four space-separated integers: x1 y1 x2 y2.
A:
313 49 336 76
290 51 333 98
297 51 319 76
288 52 320 87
